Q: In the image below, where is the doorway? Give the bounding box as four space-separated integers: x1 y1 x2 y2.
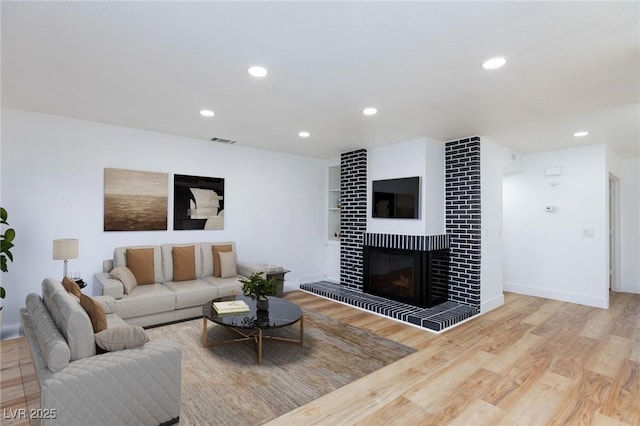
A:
608 174 620 291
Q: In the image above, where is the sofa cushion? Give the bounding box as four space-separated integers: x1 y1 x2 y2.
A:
109 266 137 294
219 251 237 278
80 294 108 333
163 279 219 309
161 243 203 282
114 245 164 283
126 248 155 285
41 278 96 360
115 283 176 319
61 277 82 298
25 293 71 372
204 276 243 299
172 245 196 281
94 325 149 351
106 313 129 328
212 244 233 277
199 242 235 278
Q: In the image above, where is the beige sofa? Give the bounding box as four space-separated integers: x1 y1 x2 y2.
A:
93 242 266 327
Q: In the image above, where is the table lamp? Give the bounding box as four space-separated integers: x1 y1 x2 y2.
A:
53 238 79 278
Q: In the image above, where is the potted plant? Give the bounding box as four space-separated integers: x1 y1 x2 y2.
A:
239 272 277 311
1 207 16 330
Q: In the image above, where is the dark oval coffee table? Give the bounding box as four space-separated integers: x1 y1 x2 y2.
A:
202 295 303 364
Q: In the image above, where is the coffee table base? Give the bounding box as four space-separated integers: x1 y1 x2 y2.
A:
202 316 304 364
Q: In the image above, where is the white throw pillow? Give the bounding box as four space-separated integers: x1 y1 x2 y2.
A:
109 266 138 295
94 326 149 351
218 251 237 278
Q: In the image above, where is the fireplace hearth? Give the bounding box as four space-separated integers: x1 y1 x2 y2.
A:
363 245 449 308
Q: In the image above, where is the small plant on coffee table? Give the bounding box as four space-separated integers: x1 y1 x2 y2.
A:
240 272 277 310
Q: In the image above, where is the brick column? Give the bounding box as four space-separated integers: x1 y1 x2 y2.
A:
340 149 367 290
445 137 481 307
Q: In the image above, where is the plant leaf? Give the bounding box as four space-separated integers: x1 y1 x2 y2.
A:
0 207 7 223
3 228 15 243
0 286 5 299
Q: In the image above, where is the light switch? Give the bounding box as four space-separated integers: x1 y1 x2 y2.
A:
582 229 595 237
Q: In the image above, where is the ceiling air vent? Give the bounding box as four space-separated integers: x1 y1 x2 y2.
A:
210 137 237 145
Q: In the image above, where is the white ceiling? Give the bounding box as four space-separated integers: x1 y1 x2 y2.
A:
2 1 639 159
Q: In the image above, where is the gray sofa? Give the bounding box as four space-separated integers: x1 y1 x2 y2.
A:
20 278 181 426
92 242 266 327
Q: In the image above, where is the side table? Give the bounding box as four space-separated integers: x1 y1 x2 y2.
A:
264 266 290 297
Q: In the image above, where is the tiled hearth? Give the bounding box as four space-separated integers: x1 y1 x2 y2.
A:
300 281 478 332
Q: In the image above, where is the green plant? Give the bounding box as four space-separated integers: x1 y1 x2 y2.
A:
239 272 276 300
1 207 16 300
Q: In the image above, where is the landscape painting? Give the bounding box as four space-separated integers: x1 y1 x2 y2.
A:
104 168 168 231
174 174 224 230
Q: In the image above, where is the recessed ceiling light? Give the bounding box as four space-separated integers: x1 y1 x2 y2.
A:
482 57 507 70
298 131 310 138
200 110 215 117
248 66 268 77
573 131 589 137
362 107 378 116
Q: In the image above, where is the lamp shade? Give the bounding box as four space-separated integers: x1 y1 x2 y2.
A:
53 239 79 260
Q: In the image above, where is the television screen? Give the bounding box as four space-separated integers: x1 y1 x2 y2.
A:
372 177 420 219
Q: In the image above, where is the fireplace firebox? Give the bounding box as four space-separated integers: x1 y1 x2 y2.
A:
363 246 449 308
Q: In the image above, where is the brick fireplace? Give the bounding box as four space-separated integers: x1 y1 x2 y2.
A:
302 138 482 332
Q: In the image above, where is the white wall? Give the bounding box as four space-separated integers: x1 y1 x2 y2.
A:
367 137 445 236
1 108 325 338
503 144 609 308
480 138 508 313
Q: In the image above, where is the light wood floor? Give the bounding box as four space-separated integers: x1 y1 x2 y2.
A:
2 291 639 425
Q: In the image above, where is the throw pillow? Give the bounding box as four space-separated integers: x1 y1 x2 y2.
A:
79 294 108 333
219 251 237 278
212 244 233 278
126 248 155 285
61 276 82 298
172 245 196 281
94 326 149 351
109 266 138 295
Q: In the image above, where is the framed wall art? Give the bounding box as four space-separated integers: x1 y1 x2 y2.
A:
174 174 225 230
104 168 168 231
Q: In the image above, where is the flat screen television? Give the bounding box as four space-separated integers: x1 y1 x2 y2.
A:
372 176 420 219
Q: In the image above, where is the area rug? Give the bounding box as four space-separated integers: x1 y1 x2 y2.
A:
145 309 415 426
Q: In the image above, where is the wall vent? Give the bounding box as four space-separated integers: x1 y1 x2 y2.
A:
210 137 237 145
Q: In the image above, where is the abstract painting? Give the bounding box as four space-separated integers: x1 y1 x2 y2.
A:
174 174 225 230
104 168 168 231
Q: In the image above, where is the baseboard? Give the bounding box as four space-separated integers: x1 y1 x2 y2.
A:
296 274 325 285
1 322 21 340
504 282 608 309
613 283 640 294
283 274 325 294
481 293 504 313
283 282 301 293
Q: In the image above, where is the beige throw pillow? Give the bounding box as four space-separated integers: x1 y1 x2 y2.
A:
212 244 232 277
172 245 196 281
79 294 108 333
94 326 149 351
62 277 82 298
109 266 138 295
126 248 155 285
218 251 237 278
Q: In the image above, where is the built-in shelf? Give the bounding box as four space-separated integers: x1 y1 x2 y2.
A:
328 165 341 241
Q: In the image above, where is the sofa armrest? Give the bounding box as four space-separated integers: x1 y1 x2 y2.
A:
236 260 268 278
93 273 124 300
93 295 116 314
39 339 181 426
